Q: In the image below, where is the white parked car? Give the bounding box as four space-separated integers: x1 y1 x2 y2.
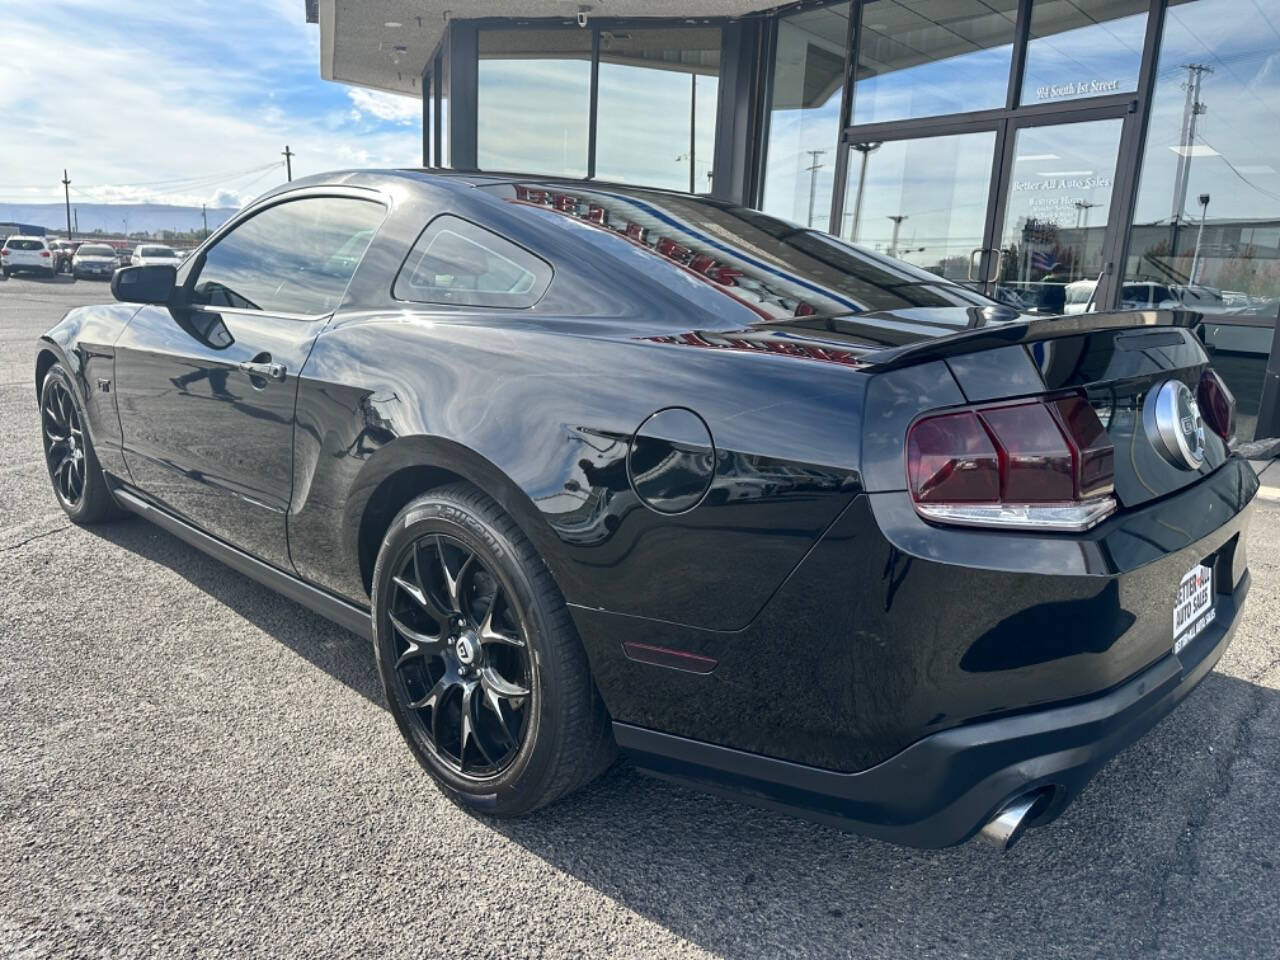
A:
2 235 58 278
130 244 183 267
1063 279 1183 315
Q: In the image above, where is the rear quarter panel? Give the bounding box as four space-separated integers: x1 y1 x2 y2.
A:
287 313 867 630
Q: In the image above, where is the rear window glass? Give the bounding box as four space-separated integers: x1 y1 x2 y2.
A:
140 245 177 257
478 183 997 325
77 245 115 256
393 215 552 308
7 239 44 251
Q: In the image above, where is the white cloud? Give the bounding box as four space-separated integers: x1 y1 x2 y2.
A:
208 189 244 209
0 3 421 209
347 88 422 125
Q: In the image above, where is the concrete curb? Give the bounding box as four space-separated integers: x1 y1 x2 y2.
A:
1250 459 1280 503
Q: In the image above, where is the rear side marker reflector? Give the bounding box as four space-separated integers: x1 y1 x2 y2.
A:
622 641 718 674
907 393 1117 532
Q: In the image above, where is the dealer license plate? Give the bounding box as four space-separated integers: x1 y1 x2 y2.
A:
1173 562 1215 656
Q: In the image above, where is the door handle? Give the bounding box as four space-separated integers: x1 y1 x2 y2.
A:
992 247 1011 284
238 359 286 382
968 247 985 283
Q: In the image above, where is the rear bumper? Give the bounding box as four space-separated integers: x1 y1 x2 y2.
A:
616 567 1248 848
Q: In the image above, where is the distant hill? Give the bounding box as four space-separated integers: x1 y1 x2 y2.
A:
0 202 239 237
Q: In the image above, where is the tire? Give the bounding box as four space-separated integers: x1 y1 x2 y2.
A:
39 363 123 524
372 483 614 816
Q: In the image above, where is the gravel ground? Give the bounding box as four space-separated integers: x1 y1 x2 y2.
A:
2 275 1278 959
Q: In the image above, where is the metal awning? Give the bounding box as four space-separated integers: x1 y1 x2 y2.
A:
308 0 783 97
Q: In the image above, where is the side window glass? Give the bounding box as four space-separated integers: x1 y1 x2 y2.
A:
394 215 552 308
192 196 384 315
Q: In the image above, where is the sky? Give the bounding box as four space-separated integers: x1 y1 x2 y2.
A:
0 0 422 212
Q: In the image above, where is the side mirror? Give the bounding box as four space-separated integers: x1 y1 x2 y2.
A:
111 264 177 305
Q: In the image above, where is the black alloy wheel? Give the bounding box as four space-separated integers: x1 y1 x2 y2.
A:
42 378 87 508
39 363 122 524
372 485 615 816
387 533 533 777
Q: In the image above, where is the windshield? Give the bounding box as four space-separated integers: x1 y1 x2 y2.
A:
482 181 1002 327
139 245 177 257
77 245 116 257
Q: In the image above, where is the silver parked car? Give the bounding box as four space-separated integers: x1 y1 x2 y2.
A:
71 243 121 280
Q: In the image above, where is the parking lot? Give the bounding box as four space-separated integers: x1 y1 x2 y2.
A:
1 274 1278 959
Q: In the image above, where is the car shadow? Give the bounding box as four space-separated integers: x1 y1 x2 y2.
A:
88 515 1280 958
90 516 386 707
20 272 78 284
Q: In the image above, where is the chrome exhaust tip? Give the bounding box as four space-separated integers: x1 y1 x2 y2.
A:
979 794 1041 851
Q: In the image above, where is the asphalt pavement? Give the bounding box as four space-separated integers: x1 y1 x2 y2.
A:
2 274 1278 959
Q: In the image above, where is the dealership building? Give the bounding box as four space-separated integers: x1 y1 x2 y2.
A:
308 0 1280 441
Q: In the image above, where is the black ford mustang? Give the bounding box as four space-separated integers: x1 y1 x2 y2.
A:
36 170 1255 849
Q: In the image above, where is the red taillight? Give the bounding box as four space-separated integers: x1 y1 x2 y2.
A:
1051 395 1115 498
907 411 999 504
979 402 1075 502
0 248 9 256
907 395 1116 531
40 250 51 257
1198 368 1236 441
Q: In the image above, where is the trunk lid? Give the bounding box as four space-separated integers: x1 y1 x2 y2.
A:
858 309 1228 509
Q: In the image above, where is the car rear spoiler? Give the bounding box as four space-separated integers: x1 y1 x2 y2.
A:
859 309 1202 371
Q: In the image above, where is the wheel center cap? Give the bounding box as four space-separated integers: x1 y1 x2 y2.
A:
455 631 480 666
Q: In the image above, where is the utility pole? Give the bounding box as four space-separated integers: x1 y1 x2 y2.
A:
73 209 78 235
1170 63 1213 263
62 170 72 239
282 145 295 181
804 149 826 229
847 142 882 242
201 203 208 240
1191 193 1211 285
887 214 908 259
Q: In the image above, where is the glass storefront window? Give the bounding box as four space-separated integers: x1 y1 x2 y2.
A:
840 131 997 282
477 29 591 177
1022 0 1148 105
1125 0 1280 440
852 0 1018 125
595 28 721 192
760 3 851 231
424 72 435 166
440 37 451 167
996 118 1124 313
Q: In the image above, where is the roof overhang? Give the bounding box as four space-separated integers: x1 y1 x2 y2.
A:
309 0 784 97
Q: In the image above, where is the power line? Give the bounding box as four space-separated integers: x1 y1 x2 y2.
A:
233 163 288 199
96 161 285 190
60 162 285 204
0 161 288 202
1195 134 1280 204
